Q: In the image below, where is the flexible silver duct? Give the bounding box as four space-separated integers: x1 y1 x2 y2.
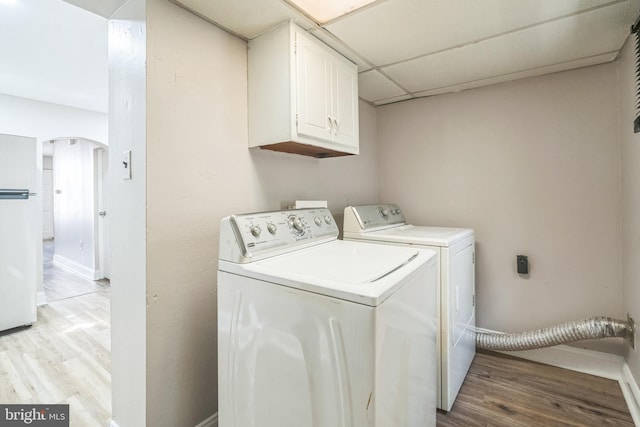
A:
476 315 635 351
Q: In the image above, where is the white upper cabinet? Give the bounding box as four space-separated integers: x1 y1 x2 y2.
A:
248 21 359 158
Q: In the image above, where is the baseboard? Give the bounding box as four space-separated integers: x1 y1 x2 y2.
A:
36 291 47 306
53 254 99 280
109 413 216 427
498 344 625 381
195 413 218 427
621 364 640 426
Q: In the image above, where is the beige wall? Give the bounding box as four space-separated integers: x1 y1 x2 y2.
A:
377 64 625 354
620 34 640 383
143 1 378 425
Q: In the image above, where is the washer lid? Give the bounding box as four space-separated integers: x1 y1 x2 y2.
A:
345 224 473 247
221 240 436 306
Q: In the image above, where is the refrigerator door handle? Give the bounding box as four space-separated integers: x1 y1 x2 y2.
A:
0 189 35 199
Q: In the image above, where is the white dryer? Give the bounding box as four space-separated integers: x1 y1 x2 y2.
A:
343 204 475 412
218 207 438 427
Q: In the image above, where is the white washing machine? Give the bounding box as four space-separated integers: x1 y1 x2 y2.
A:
218 207 438 427
343 204 475 412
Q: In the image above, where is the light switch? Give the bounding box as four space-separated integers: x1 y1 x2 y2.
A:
122 150 131 180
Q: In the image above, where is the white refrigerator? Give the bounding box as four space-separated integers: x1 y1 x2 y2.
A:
0 133 39 331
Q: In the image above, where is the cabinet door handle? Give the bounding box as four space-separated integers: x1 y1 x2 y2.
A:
327 116 339 135
327 116 335 135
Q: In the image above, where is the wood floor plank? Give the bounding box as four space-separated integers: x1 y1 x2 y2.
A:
0 292 112 426
0 243 112 426
437 351 635 426
0 351 33 401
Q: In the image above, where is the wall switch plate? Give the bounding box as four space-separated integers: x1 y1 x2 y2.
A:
122 150 131 180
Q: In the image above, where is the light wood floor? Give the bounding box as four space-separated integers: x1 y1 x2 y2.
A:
437 350 635 426
0 241 111 426
43 240 109 302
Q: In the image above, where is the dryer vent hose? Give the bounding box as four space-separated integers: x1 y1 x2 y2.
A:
476 315 635 351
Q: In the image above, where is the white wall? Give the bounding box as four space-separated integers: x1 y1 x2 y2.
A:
619 34 640 386
377 63 625 354
107 1 379 425
108 0 147 425
43 156 53 170
0 93 107 144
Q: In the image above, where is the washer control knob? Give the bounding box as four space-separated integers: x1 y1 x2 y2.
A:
314 217 322 226
267 223 277 234
250 225 262 237
324 216 332 224
291 216 304 233
394 209 401 215
379 207 389 219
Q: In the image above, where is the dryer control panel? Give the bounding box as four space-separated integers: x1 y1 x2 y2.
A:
219 208 339 263
344 204 406 231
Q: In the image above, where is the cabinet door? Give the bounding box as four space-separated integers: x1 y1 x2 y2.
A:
295 32 331 141
332 56 359 149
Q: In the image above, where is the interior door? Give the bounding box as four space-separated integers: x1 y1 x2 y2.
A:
0 134 39 331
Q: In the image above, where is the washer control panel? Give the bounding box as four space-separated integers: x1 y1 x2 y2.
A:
347 204 406 230
221 208 339 262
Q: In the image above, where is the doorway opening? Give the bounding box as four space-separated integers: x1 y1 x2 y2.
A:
43 137 110 303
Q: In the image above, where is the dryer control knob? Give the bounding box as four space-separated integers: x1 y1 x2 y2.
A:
324 216 332 224
250 225 262 237
267 223 277 234
379 208 389 219
314 217 322 226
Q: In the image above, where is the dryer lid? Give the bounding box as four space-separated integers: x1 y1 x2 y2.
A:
345 224 473 247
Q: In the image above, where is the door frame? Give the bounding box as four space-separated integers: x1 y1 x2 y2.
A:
95 147 110 279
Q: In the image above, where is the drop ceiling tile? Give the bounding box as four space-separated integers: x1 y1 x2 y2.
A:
288 0 381 23
412 52 618 98
358 69 407 102
309 29 372 71
381 1 636 93
172 0 314 39
325 0 620 66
